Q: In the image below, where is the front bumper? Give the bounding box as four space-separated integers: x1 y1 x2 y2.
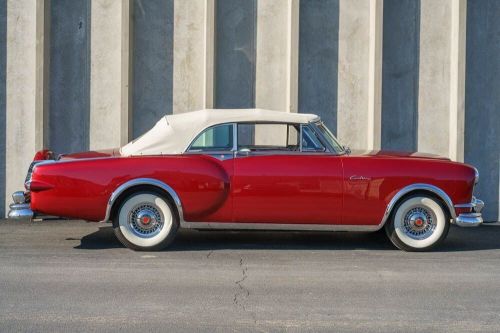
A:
454 197 484 227
7 191 33 220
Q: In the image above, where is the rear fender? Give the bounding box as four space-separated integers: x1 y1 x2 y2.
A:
102 178 184 223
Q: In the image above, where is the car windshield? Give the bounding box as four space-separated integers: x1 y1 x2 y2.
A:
314 122 345 154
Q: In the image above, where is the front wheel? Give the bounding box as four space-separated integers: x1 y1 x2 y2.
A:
385 195 450 251
112 192 178 251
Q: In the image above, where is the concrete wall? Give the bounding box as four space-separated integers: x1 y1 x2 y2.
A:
0 0 5 217
465 0 500 221
132 0 173 138
49 0 90 154
298 0 339 133
2 0 499 221
214 0 256 109
381 0 419 151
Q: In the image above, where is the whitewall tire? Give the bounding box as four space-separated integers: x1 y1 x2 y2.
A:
385 195 450 251
113 192 178 251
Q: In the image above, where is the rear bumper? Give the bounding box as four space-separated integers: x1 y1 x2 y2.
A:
454 197 484 227
455 212 483 227
7 191 34 220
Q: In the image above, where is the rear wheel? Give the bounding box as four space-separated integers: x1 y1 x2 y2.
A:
112 192 178 251
385 195 450 251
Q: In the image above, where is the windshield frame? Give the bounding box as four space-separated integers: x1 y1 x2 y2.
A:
310 121 346 155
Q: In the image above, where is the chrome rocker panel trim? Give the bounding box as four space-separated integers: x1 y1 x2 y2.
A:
101 178 184 223
180 221 381 232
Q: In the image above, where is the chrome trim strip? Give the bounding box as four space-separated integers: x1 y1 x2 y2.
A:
380 183 457 227
455 196 484 213
180 221 381 232
299 124 303 151
454 203 474 208
100 178 184 223
232 123 238 151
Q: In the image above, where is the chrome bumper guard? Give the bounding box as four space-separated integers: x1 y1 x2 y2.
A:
7 191 34 220
454 196 484 227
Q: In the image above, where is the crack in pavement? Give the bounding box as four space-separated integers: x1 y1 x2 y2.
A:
233 257 256 324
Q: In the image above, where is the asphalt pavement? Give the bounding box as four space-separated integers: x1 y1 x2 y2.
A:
1 219 500 332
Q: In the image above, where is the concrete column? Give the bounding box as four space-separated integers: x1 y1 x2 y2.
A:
255 0 299 112
5 0 49 213
449 0 467 162
465 0 500 221
132 0 174 138
418 0 466 161
49 0 91 154
173 0 214 114
337 0 383 150
381 0 420 151
214 0 257 109
298 0 339 132
90 0 131 149
0 0 7 217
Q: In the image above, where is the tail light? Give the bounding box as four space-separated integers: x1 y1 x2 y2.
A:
25 180 54 192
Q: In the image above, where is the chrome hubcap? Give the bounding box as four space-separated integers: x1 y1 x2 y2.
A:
128 203 164 238
402 206 436 240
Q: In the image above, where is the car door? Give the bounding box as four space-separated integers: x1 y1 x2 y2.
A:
232 123 343 224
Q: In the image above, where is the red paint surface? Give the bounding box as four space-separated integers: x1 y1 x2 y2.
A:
29 149 476 225
232 154 343 224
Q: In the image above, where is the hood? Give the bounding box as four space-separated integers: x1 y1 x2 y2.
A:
348 149 450 161
58 148 121 160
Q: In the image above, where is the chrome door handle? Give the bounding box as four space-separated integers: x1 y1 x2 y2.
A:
349 175 371 181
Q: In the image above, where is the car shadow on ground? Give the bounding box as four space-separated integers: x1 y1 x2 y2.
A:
75 223 500 252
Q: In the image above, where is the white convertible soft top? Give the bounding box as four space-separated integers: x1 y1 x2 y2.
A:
120 109 319 156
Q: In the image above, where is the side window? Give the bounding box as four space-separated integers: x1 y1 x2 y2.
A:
237 123 300 151
301 126 326 152
189 124 234 151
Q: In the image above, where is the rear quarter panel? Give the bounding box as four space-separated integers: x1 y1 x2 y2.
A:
30 155 232 222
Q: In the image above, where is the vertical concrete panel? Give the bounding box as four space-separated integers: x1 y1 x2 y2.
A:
255 0 299 112
214 0 256 108
132 0 173 138
0 0 6 216
337 0 382 149
90 0 131 149
381 0 419 151
173 0 214 114
5 0 47 214
465 0 500 221
49 0 90 154
298 0 339 133
448 0 467 163
417 0 452 157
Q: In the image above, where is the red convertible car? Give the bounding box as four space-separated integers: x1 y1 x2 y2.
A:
8 109 484 251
